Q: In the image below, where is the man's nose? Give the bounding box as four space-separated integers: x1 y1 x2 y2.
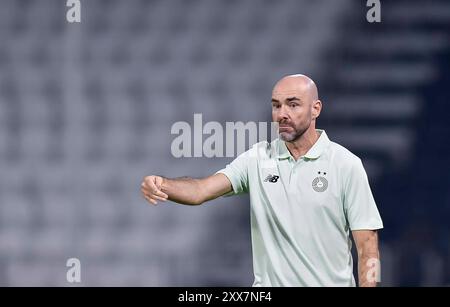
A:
277 105 289 121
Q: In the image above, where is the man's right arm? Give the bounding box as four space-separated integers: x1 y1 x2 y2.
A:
140 173 233 206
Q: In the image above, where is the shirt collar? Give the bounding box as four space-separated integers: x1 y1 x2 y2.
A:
277 129 330 160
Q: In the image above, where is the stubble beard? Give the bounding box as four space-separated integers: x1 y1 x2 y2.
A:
279 122 310 142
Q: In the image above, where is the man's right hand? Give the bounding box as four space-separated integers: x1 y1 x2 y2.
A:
140 173 232 206
141 176 169 205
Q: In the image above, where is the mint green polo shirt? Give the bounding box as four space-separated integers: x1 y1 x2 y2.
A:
217 129 383 287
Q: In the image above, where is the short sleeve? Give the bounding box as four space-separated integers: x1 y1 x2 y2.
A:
216 151 250 195
344 158 384 231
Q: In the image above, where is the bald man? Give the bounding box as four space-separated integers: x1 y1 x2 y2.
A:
141 74 383 287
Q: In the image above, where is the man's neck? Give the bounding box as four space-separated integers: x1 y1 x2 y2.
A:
285 128 320 161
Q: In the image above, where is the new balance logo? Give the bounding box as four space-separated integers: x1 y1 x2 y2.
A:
264 174 280 183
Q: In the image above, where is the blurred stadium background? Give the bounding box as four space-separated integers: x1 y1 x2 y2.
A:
0 0 449 286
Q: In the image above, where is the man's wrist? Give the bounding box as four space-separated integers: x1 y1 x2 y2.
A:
160 176 168 193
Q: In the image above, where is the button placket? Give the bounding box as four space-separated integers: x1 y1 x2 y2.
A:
289 158 302 187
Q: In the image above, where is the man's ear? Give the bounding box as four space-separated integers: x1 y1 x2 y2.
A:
312 100 322 120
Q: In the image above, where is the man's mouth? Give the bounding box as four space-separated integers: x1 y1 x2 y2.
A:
279 128 292 133
279 124 292 131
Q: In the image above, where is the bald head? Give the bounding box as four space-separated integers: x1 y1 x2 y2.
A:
272 74 319 102
271 74 322 142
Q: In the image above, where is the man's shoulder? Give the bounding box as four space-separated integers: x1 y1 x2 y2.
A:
328 140 362 166
247 139 276 158
231 140 270 160
238 138 283 161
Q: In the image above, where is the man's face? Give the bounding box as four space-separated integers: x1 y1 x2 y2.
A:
271 89 314 142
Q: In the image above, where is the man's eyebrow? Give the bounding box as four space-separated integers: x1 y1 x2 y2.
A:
271 97 301 103
286 97 301 102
